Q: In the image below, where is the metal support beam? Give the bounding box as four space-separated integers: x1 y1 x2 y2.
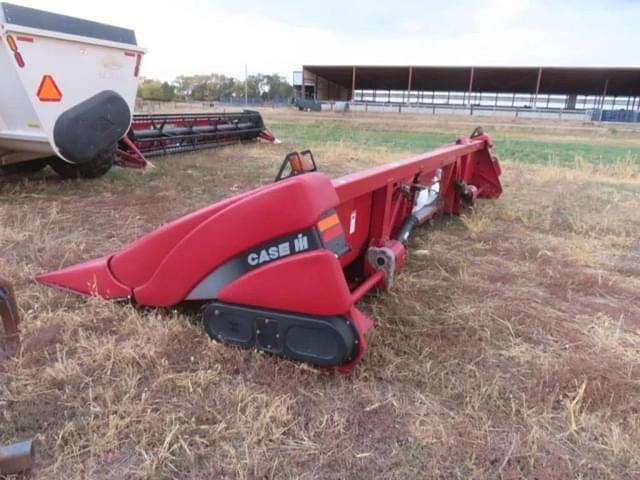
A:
406 66 413 105
597 79 609 122
601 78 609 109
351 66 356 101
533 68 543 109
467 67 475 107
314 74 318 101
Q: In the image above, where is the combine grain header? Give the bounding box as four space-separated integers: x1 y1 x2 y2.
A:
38 129 502 372
118 111 276 168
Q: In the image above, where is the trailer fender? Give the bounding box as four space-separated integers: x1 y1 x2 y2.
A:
53 90 131 164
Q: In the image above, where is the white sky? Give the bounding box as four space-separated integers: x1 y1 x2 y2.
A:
14 0 640 82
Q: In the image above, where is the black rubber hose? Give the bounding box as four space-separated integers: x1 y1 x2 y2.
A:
395 214 419 245
395 204 438 245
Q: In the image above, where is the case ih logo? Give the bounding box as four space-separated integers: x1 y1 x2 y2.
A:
247 233 310 267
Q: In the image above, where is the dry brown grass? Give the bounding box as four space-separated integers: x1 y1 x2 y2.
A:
1 111 640 479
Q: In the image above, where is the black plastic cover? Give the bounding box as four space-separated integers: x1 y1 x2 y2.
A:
1 3 138 45
203 302 358 367
53 90 131 164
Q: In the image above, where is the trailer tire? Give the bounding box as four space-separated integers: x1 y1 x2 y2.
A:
49 150 115 179
0 158 48 175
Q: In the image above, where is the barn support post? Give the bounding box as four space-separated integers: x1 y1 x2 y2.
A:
467 67 475 112
351 66 356 101
314 74 318 101
598 78 609 122
602 79 609 108
533 67 543 109
407 66 413 105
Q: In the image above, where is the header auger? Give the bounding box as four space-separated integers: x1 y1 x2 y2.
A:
37 129 502 372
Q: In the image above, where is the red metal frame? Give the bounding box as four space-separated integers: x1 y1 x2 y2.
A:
115 136 148 168
38 131 502 372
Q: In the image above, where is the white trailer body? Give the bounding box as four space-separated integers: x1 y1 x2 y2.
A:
0 3 144 175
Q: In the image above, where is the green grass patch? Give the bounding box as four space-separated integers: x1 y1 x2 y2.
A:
270 121 640 166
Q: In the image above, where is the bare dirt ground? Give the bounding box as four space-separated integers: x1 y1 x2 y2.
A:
1 111 640 479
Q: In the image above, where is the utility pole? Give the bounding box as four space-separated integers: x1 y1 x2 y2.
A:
244 64 248 106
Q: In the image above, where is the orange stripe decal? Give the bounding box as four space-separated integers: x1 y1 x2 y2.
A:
318 214 340 232
321 224 343 242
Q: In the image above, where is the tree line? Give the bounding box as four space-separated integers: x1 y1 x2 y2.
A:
137 73 293 102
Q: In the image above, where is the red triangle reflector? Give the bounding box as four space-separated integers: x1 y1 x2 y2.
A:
37 75 62 102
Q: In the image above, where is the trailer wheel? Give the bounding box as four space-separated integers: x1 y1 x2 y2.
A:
0 158 48 175
49 150 115 179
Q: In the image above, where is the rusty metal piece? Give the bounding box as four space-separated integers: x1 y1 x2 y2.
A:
0 277 20 354
470 126 484 137
0 439 35 475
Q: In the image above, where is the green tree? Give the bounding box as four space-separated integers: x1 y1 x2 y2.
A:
137 79 176 101
173 75 196 98
143 72 294 102
263 74 293 99
160 82 175 100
